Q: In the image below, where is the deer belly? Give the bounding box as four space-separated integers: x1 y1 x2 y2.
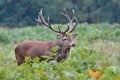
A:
25 48 47 58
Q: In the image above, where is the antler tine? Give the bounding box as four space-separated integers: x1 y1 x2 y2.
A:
60 8 71 21
35 10 42 23
36 9 63 34
69 9 78 33
69 16 78 33
60 9 78 33
47 17 63 34
63 26 69 34
36 9 49 27
60 9 71 34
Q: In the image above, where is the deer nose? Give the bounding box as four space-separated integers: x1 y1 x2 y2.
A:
71 42 76 47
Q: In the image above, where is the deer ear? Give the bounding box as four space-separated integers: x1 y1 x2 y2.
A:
71 34 78 39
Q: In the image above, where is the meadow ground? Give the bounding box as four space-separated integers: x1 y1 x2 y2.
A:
0 23 120 80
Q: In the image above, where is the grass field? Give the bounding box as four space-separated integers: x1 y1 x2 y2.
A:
0 23 120 80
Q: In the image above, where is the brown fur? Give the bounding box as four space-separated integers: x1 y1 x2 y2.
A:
14 37 75 65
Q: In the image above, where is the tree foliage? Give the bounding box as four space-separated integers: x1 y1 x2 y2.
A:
0 0 120 27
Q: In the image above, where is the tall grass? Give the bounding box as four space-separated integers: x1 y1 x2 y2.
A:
0 23 120 80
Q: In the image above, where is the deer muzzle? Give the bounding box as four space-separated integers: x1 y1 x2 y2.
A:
70 42 76 47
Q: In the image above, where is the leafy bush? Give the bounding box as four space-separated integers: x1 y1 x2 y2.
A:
0 23 120 80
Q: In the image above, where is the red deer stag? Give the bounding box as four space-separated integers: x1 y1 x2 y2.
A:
15 9 78 65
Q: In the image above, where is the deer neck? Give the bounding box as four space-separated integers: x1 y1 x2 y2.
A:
52 40 70 53
51 41 71 62
53 40 69 49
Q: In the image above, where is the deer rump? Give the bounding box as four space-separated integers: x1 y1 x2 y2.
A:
15 40 70 65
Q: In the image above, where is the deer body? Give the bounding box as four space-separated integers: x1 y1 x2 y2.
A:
15 40 72 65
15 9 78 65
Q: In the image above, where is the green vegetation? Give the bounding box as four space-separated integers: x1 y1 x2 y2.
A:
0 23 120 80
0 0 120 27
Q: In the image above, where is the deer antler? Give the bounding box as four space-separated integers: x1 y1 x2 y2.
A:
36 9 69 34
61 8 78 33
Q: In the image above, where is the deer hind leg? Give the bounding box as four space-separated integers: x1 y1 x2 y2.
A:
15 53 25 65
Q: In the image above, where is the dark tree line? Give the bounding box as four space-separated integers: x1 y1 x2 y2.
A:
0 0 120 27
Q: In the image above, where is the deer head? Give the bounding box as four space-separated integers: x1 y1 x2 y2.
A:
36 9 78 48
